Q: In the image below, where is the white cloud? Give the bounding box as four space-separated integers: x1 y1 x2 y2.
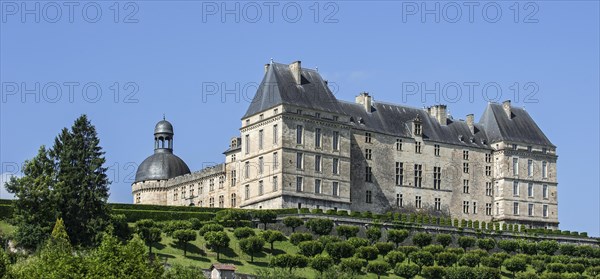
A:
0 172 18 200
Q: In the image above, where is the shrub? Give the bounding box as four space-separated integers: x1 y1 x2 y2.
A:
233 227 255 239
516 272 540 279
340 257 366 273
361 211 372 218
423 244 445 255
477 238 496 251
374 242 395 256
317 235 341 247
504 257 528 277
520 241 538 255
385 251 406 266
299 208 310 214
270 254 308 272
203 231 230 260
172 229 197 257
355 246 379 262
412 232 432 248
343 237 367 249
289 232 313 246
113 209 215 222
445 266 475 279
546 263 566 273
481 256 503 268
559 244 577 256
398 245 419 256
437 252 459 267
410 251 434 269
422 266 445 279
239 236 265 262
309 254 333 275
531 259 546 274
447 247 465 256
336 210 348 216
394 262 420 279
253 210 277 229
366 261 390 279
387 229 409 248
436 234 453 247
164 220 193 237
305 218 334 235
540 273 565 279
458 252 481 267
499 239 520 254
566 263 585 274
586 266 600 277
282 216 304 233
473 266 500 279
311 208 323 214
187 218 203 230
366 227 382 244
336 225 359 239
350 211 361 217
325 242 356 262
298 240 324 257
198 223 224 237
458 236 477 250
260 230 286 251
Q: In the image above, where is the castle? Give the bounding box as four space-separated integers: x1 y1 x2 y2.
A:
132 61 559 229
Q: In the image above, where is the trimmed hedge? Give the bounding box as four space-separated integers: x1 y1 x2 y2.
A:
0 199 13 205
0 204 13 219
113 209 215 222
110 203 224 213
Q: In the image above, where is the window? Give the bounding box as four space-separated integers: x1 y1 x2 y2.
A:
274 108 278 114
473 202 477 214
527 160 533 177
485 153 492 163
219 195 224 207
259 114 264 120
272 176 278 191
296 177 303 192
258 130 264 150
258 180 264 195
231 170 237 186
199 185 203 195
414 164 422 187
485 166 492 176
434 144 440 156
246 119 250 126
486 203 492 216
365 149 372 160
434 198 441 211
395 162 404 185
528 183 534 197
231 154 236 162
366 190 372 203
513 158 519 175
512 144 518 150
315 179 321 194
296 152 303 169
297 109 302 114
365 132 372 143
258 157 264 174
463 163 469 173
333 158 339 174
174 192 178 201
365 166 373 182
315 155 322 172
527 146 532 152
542 147 547 154
209 197 215 208
315 112 321 118
245 134 250 154
542 161 548 178
433 166 441 189
273 125 278 145
244 162 250 179
513 202 519 215
332 182 339 196
245 185 250 199
219 176 224 189
415 196 422 208
396 139 403 151
333 131 339 150
273 152 278 169
397 194 403 207
463 201 470 214
315 128 322 147
528 204 534 216
463 179 469 194
496 202 499 215
486 182 493 196
296 125 303 144
210 178 215 191
513 181 519 196
543 184 548 199
543 205 548 217
333 115 339 121
231 193 236 207
414 123 422 135
415 142 422 153
463 150 469 160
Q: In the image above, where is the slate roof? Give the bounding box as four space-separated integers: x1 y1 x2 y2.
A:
134 149 191 183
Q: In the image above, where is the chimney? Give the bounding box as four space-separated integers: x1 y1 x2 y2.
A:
264 63 270 73
289 61 302 85
502 100 512 118
428 105 447 125
466 114 475 134
355 92 372 112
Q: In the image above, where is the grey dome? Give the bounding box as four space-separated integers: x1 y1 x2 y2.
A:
154 120 174 135
134 150 191 183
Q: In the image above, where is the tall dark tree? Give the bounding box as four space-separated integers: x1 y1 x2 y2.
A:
5 146 57 249
50 115 110 246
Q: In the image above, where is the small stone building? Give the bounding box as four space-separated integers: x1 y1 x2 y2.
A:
209 263 236 279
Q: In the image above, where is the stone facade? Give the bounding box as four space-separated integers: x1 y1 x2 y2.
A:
132 61 559 229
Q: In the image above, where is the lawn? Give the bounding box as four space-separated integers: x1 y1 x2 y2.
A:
0 220 16 235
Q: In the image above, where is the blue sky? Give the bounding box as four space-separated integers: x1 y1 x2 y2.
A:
1 1 598 236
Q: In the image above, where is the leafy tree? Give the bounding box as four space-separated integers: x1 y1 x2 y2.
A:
270 254 308 272
423 244 445 255
387 229 409 248
298 240 324 257
559 244 577 256
515 272 540 279
260 230 286 252
436 252 459 267
519 240 538 255
394 262 420 279
586 266 600 277
325 241 355 263
366 261 390 279
398 245 419 256
355 246 379 262
537 240 559 255
545 263 566 273
135 219 162 256
347 237 369 248
340 257 366 274
283 217 304 233
422 266 445 279
305 218 334 235
0 247 9 278
499 240 520 254
317 235 341 247
204 231 230 260
289 232 313 245
110 214 131 241
239 236 265 262
198 223 224 237
164 220 193 237
172 229 197 257
366 227 382 244
458 252 480 267
445 266 475 279
336 225 359 239
477 238 496 251
374 242 394 256
504 257 528 278
566 263 585 274
253 210 277 229
473 266 500 279
215 209 252 227
457 236 477 250
436 234 453 248
410 251 434 271
162 264 205 279
310 254 333 276
481 256 503 268
412 232 432 248
385 251 406 266
187 218 203 230
233 227 255 239
531 259 546 274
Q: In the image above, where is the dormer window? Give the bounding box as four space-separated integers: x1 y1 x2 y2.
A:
358 117 365 124
333 115 339 121
512 144 518 150
297 109 302 115
458 135 464 142
259 114 264 120
350 117 355 123
542 147 547 154
413 115 422 136
527 146 532 152
315 112 321 118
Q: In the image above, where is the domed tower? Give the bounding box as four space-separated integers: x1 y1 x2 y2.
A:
132 118 191 204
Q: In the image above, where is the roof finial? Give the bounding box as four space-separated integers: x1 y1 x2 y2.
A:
316 66 319 72
270 58 273 64
163 113 165 121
